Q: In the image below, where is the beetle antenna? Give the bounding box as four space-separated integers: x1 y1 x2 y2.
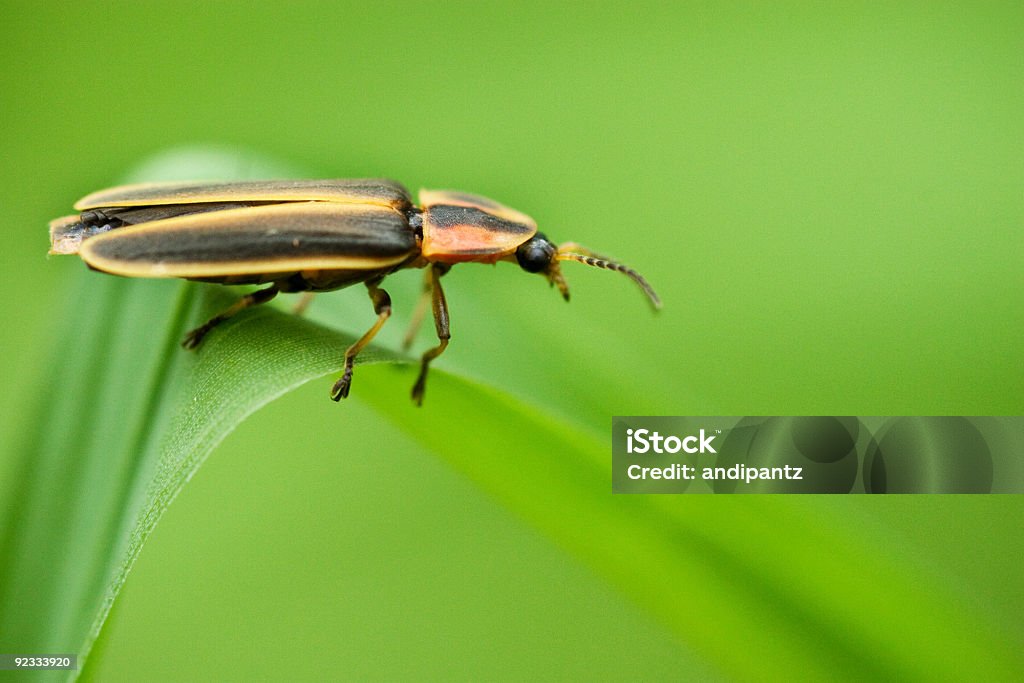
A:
556 243 661 310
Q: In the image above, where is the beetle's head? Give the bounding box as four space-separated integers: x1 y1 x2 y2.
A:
515 234 661 310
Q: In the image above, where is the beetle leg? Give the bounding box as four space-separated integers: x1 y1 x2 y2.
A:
331 279 392 401
401 268 433 351
411 264 450 406
182 284 279 349
291 291 315 316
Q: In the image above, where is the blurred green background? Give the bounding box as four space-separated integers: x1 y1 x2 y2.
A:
1 1 1022 680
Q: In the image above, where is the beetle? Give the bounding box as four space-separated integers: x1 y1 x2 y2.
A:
49 178 660 405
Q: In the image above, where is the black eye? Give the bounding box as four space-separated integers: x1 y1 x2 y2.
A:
516 234 555 273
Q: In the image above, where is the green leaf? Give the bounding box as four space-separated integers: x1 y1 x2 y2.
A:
0 273 398 681
1 150 1019 681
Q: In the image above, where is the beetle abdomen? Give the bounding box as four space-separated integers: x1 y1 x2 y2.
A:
49 214 109 255
79 202 417 279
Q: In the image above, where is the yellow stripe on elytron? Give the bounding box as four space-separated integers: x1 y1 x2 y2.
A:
74 200 405 236
75 179 409 210
79 246 403 279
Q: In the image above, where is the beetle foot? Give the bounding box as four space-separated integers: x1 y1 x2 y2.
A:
411 374 427 407
181 325 210 350
331 366 353 401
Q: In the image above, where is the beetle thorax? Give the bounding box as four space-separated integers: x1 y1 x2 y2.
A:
418 189 538 264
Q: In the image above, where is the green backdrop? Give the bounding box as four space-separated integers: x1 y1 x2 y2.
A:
1 1 1021 680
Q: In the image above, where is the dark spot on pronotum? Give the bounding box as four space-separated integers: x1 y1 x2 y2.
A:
427 205 533 234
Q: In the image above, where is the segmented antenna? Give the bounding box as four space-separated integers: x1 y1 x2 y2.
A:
556 243 661 310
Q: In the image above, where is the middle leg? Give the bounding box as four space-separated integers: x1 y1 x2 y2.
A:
330 278 392 401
